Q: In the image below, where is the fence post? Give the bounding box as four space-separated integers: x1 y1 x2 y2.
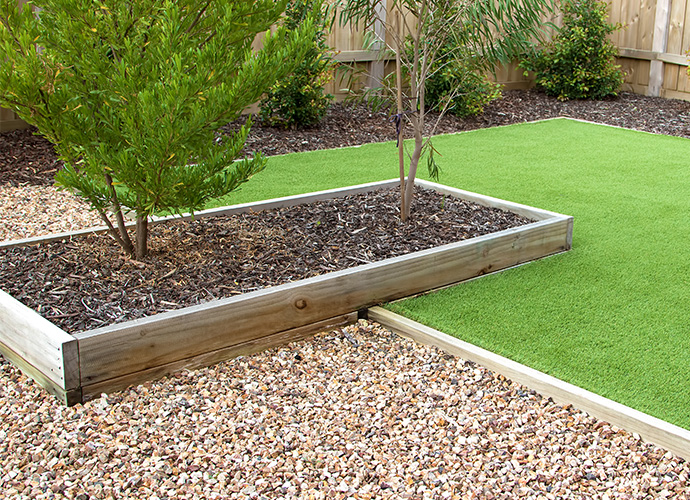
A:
367 0 386 89
648 0 671 97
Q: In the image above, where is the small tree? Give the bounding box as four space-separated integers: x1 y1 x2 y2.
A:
0 0 315 259
338 0 555 220
260 0 336 128
520 0 624 100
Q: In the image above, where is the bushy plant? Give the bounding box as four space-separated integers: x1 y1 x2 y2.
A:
260 0 335 129
423 47 502 118
0 0 315 259
521 0 624 100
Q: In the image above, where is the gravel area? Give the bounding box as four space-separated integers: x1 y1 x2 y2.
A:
2 89 690 498
0 185 102 241
2 322 689 499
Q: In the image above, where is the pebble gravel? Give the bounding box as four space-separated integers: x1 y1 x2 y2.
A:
1 322 689 499
0 185 102 242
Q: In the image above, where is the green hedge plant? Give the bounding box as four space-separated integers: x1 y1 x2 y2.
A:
260 0 335 129
521 0 624 100
0 0 315 259
423 45 503 118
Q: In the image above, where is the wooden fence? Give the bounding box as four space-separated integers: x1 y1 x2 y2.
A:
2 0 690 131
609 0 690 99
325 0 690 100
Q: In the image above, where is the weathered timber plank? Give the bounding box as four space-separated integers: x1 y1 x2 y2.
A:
368 307 690 462
334 49 388 63
657 53 690 66
0 290 79 391
80 312 357 402
648 0 672 96
0 339 81 406
75 215 572 386
618 47 658 61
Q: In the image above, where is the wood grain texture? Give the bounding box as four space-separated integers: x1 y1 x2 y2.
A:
648 0 671 96
666 0 686 55
1 180 572 404
80 313 357 402
368 307 690 462
0 289 79 391
0 338 81 405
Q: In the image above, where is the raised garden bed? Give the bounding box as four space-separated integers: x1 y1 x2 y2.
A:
0 179 573 405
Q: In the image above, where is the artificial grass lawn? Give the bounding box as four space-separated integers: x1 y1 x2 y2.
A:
216 118 690 430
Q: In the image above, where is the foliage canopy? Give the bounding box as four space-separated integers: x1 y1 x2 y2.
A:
338 0 556 220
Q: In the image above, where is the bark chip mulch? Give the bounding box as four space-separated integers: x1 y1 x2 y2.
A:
0 186 531 334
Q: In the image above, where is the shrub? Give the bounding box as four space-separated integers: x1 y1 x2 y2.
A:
520 0 624 100
0 0 315 259
260 0 335 129
424 49 502 118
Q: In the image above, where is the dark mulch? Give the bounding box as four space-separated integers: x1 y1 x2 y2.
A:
0 128 63 187
0 187 531 333
225 88 690 156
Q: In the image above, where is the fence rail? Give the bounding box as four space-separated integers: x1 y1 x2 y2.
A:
2 0 690 131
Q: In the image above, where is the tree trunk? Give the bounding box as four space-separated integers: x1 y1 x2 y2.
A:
403 122 424 220
135 215 148 260
400 0 426 221
395 9 406 221
104 172 135 257
97 209 131 256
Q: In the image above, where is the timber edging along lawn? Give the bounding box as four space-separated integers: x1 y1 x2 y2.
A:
367 307 690 463
0 179 573 405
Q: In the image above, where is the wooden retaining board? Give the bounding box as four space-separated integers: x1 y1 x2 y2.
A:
0 290 80 405
0 179 573 404
368 307 690 462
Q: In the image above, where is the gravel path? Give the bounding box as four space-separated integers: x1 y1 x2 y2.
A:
2 90 690 498
2 323 689 499
0 185 102 241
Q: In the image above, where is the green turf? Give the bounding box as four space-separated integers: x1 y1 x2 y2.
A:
215 118 690 429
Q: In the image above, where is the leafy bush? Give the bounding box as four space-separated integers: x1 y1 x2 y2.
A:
424 50 502 118
260 0 335 128
520 0 624 100
0 0 315 259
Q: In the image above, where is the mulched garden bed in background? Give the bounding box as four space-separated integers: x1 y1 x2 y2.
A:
3 91 690 497
0 186 532 334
